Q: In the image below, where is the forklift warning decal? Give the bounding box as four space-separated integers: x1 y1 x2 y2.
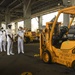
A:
21 72 32 75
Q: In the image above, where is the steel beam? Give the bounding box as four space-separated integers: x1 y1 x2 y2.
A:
7 0 18 8
0 0 5 5
10 2 23 11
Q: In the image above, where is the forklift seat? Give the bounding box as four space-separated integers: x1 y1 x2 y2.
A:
67 28 75 40
52 26 68 48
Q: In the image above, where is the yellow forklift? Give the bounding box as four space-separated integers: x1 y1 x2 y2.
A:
40 6 75 69
24 30 39 43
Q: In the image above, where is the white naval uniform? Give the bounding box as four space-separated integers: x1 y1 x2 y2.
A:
17 30 24 54
2 30 6 51
6 29 14 55
0 31 3 52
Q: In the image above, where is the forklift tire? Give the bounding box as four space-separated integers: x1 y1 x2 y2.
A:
42 50 52 64
72 60 75 70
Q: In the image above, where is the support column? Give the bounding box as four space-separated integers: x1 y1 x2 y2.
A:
63 0 71 26
0 21 2 27
63 0 75 26
63 0 75 6
63 0 72 6
38 16 42 29
63 14 69 26
23 0 31 30
15 22 18 34
5 9 10 28
72 0 75 5
23 0 26 28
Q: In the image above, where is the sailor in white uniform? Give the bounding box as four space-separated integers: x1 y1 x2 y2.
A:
17 27 24 54
2 27 7 52
0 28 3 52
6 25 14 55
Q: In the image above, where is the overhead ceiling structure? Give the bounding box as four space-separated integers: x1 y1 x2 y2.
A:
0 0 63 22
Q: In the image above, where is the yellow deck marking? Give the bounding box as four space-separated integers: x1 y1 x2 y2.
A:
21 72 32 75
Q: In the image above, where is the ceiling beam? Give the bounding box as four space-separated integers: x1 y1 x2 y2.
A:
10 2 23 11
0 0 5 5
0 7 5 10
23 0 31 15
14 9 23 12
7 0 18 8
